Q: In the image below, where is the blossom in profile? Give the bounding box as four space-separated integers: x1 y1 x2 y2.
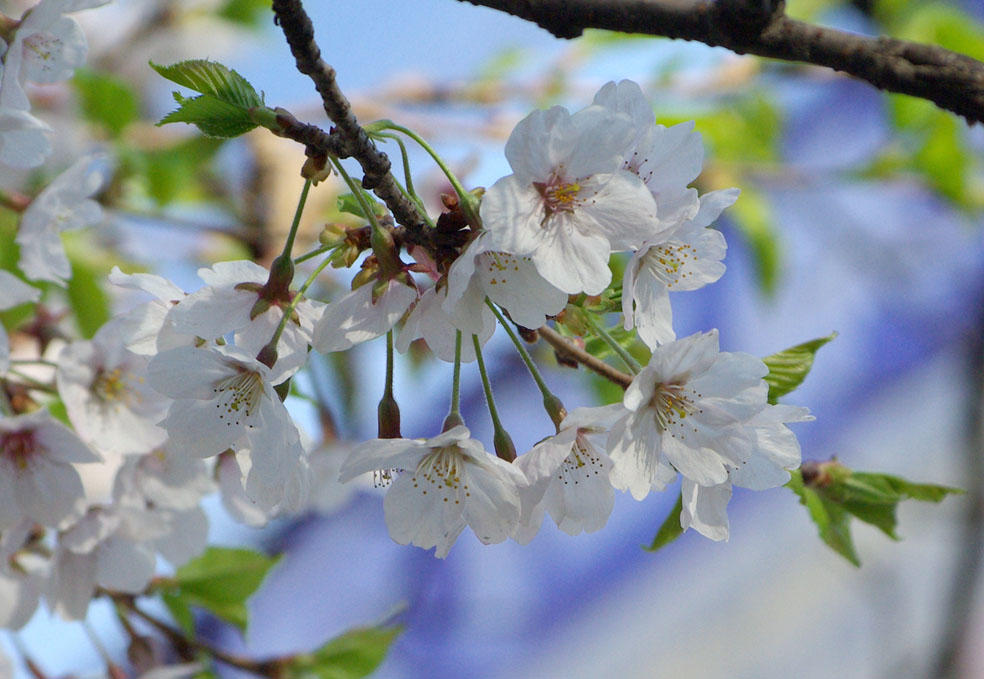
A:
0 410 101 530
443 231 568 331
513 404 624 543
607 330 768 499
339 426 525 558
166 260 323 374
0 106 50 168
480 103 658 295
397 284 495 363
16 154 105 285
313 278 417 353
622 189 738 348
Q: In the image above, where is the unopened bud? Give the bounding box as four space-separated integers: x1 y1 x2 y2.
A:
256 343 279 370
493 427 517 463
319 223 348 247
442 412 465 431
543 394 567 428
377 392 402 439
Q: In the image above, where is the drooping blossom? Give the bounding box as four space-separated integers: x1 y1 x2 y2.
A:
108 267 191 356
443 231 568 331
339 425 526 558
313 278 417 353
513 404 624 543
622 189 738 348
396 284 495 363
165 260 323 374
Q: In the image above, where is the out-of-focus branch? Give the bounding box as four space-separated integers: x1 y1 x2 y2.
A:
454 0 984 125
538 325 633 389
270 0 431 246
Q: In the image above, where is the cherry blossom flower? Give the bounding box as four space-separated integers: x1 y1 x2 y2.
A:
47 503 170 619
443 231 567 330
513 404 624 543
165 260 323 374
108 267 191 356
607 330 768 499
0 521 46 629
147 344 299 459
480 103 658 295
0 410 100 530
0 0 111 112
396 285 495 363
16 154 105 285
339 425 526 557
313 277 417 353
680 404 813 541
0 270 40 372
592 79 703 233
56 321 170 456
622 189 738 348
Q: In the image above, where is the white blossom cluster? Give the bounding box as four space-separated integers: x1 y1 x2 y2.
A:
0 3 812 633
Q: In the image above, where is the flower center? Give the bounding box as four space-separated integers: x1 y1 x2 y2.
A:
557 433 604 486
1 430 39 470
212 368 264 428
92 366 139 408
533 170 590 223
650 383 702 435
411 446 470 505
643 242 698 289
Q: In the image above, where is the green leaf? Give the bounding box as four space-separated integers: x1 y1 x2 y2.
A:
645 491 684 552
287 625 402 679
787 469 860 566
788 464 963 566
762 332 836 404
336 193 388 220
72 69 139 137
162 592 195 635
158 547 280 632
159 92 259 138
151 59 264 138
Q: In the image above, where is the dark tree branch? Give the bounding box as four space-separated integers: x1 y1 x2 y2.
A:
271 0 430 245
455 0 984 125
538 325 633 389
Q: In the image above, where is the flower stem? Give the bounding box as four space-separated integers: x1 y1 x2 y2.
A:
281 178 312 260
473 334 516 461
584 313 643 374
294 244 331 264
330 157 403 277
487 300 566 427
259 255 333 367
376 121 480 227
444 330 465 430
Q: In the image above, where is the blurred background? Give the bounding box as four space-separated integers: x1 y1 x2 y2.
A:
3 0 984 677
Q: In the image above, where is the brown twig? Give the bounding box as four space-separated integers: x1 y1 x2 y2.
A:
271 0 431 245
538 325 634 389
113 595 282 677
454 0 984 125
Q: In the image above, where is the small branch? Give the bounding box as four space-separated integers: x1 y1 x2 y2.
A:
455 0 984 125
114 595 281 677
538 325 633 389
271 0 431 243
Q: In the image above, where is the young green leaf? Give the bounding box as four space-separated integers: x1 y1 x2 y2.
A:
150 59 266 138
763 332 836 404
286 625 403 679
336 193 388 220
156 546 280 632
788 462 963 566
645 491 685 552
